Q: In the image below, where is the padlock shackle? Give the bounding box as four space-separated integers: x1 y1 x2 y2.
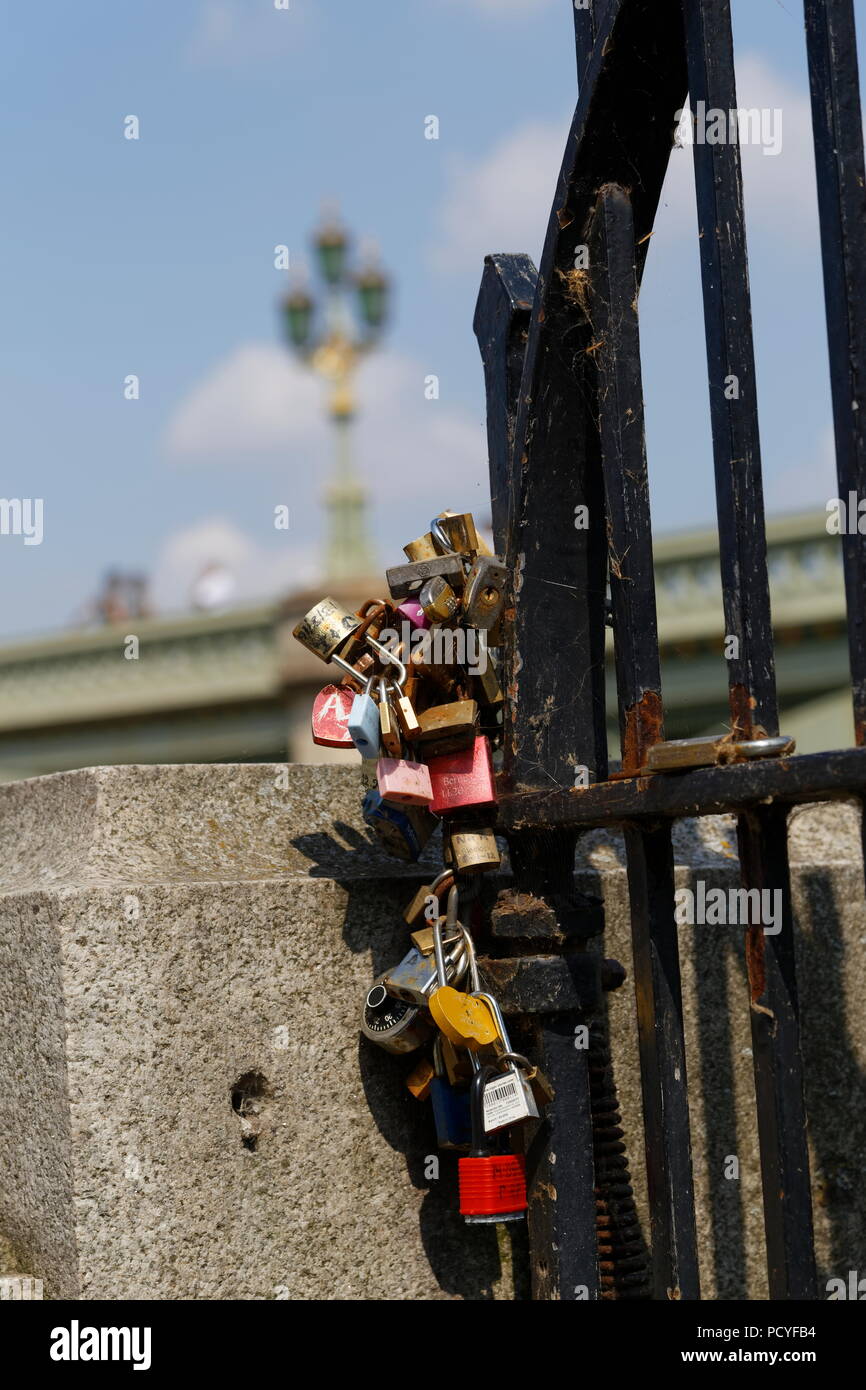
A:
468 1064 498 1157
430 516 455 555
366 635 407 691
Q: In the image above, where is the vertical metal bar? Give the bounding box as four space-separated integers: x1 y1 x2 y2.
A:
738 807 817 1298
572 0 597 83
683 0 817 1299
474 255 600 1301
473 254 538 556
588 183 700 1299
804 0 866 746
803 0 866 890
682 0 776 741
522 1013 601 1300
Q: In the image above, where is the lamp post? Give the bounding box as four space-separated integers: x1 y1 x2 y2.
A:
281 211 389 583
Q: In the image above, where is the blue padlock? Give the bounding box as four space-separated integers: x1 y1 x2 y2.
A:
362 788 426 861
430 1076 472 1151
348 676 381 756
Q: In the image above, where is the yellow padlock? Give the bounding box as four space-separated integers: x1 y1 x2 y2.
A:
429 986 502 1052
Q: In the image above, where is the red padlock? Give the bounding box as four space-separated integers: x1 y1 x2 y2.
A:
311 684 356 748
458 1065 527 1223
426 734 496 815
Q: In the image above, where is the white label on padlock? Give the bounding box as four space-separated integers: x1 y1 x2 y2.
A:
482 1071 539 1132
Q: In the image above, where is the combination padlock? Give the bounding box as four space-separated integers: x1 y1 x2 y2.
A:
361 983 433 1054
419 575 461 625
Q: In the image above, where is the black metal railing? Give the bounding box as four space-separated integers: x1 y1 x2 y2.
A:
473 0 866 1301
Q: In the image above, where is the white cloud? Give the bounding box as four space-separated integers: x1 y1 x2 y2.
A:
186 0 308 68
654 55 819 255
161 343 489 570
430 55 821 277
165 344 323 460
429 118 566 273
150 516 320 613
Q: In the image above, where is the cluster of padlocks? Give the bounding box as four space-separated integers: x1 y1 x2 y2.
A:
293 511 552 1223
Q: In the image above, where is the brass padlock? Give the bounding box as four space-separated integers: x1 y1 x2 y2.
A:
440 1034 474 1087
437 511 493 557
417 699 479 750
378 679 403 758
293 597 361 661
473 662 504 709
419 575 461 624
403 872 453 927
391 685 421 741
433 511 481 556
403 532 440 562
405 1054 436 1101
411 919 462 956
463 557 508 638
444 822 501 874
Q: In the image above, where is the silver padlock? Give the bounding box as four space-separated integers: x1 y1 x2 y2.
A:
472 990 540 1133
382 934 468 1008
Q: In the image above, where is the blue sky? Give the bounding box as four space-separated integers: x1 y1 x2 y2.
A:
0 0 862 639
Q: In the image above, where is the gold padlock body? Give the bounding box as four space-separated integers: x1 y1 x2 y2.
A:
403 532 439 562
419 575 461 624
379 694 402 757
440 1035 474 1087
444 823 501 875
429 986 502 1051
473 662 504 709
393 692 421 740
410 920 461 956
293 597 361 661
405 1055 436 1101
417 699 479 745
436 511 480 556
403 882 438 927
437 510 493 557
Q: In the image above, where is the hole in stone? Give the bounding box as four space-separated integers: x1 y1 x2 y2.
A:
231 1071 272 1153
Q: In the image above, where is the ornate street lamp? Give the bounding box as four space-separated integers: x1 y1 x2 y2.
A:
281 211 390 582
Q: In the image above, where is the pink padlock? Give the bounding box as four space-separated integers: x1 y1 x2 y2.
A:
377 757 434 806
396 600 430 630
311 684 356 748
426 735 497 815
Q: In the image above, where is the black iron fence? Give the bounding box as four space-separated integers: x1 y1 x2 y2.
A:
473 0 866 1300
